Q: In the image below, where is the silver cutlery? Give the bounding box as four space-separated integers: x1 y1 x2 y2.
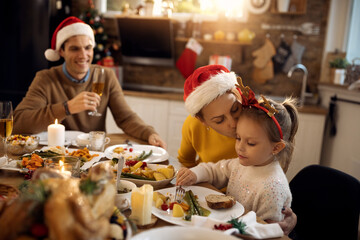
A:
174 185 185 203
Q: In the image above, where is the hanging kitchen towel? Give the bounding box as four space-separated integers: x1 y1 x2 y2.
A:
252 39 276 83
176 38 203 79
282 40 306 73
252 38 276 69
272 39 292 73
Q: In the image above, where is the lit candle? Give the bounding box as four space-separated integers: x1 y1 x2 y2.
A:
130 184 153 226
59 160 71 178
47 119 65 147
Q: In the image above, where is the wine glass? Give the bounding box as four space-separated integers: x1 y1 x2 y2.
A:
88 67 105 117
0 101 13 165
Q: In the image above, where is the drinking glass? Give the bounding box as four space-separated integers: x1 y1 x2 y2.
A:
0 101 13 164
88 67 105 117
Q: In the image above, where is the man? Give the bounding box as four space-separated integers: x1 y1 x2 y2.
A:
14 16 166 148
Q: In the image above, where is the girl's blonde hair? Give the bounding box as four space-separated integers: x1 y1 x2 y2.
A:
239 97 299 173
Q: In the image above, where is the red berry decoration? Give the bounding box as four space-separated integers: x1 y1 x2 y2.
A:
129 148 133 152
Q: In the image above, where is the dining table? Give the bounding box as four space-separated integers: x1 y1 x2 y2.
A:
0 133 291 240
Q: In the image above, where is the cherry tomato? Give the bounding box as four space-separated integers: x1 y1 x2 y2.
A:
161 203 169 211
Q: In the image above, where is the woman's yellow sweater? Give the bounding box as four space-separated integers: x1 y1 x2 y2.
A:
177 115 237 168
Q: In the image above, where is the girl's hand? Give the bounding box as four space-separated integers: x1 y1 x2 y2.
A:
176 167 197 186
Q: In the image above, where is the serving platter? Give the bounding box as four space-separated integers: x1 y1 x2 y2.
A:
0 148 104 173
151 186 245 227
104 144 169 163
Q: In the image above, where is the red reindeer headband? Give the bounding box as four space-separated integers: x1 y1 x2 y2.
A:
235 77 283 139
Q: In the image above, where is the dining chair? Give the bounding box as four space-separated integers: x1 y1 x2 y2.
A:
288 164 360 240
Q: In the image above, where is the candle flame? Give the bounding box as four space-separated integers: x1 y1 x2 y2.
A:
59 160 64 172
55 119 58 124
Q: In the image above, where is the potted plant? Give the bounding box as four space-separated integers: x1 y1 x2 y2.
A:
329 57 349 84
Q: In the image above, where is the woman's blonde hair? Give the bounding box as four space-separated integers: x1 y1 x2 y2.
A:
239 97 299 173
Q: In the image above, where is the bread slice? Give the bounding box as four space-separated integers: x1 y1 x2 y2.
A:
205 194 236 209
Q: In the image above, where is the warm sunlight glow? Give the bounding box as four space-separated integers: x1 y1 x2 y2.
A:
199 0 246 20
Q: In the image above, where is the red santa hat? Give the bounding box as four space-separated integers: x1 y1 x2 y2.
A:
184 64 238 116
44 16 95 62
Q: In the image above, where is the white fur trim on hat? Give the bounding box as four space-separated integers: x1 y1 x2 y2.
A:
185 71 238 116
44 22 95 61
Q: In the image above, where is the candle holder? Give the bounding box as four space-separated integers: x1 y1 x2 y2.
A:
44 156 81 178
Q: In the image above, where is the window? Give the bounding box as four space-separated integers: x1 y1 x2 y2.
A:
346 0 360 63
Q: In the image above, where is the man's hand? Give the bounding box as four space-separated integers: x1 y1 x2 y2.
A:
67 92 101 115
148 133 167 149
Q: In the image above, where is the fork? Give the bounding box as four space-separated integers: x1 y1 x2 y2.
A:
174 185 185 203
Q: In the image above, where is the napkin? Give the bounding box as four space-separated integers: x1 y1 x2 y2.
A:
191 211 284 239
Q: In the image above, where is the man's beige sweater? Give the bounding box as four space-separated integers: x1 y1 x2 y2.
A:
14 65 156 142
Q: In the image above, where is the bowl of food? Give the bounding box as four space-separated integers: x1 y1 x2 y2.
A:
115 180 136 210
6 135 40 156
76 133 90 147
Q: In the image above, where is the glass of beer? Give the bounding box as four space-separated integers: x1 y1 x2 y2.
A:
0 101 13 164
88 67 105 117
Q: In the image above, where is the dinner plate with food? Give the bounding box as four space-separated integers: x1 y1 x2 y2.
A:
93 159 176 189
151 186 245 227
104 144 169 163
0 146 103 174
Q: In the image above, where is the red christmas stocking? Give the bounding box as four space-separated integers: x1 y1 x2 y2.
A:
176 38 203 79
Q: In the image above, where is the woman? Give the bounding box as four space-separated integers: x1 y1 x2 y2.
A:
177 64 296 234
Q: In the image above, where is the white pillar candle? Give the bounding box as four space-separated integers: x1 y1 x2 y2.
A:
47 119 65 147
130 184 153 226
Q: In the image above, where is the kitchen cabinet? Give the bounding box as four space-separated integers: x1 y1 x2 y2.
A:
286 112 326 181
106 94 326 178
318 84 360 180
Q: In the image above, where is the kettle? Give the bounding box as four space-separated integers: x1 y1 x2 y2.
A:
238 28 255 43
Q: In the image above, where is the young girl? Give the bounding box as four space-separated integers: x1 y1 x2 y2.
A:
176 81 299 222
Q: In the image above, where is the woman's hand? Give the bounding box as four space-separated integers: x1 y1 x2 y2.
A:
176 167 197 186
67 92 100 114
267 207 297 235
148 133 167 149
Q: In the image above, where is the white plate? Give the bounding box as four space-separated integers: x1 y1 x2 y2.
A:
104 144 169 163
152 186 245 227
93 161 175 189
130 226 240 240
34 130 85 146
0 160 24 172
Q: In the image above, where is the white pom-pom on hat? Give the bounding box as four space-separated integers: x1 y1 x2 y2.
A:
44 49 61 62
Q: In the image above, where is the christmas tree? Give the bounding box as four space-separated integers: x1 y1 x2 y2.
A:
79 0 109 64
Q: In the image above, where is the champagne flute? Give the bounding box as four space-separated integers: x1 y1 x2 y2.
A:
0 101 13 165
88 67 105 117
